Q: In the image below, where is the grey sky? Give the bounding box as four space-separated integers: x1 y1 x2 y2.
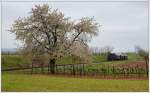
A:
1 1 149 52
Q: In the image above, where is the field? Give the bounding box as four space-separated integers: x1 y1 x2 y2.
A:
2 72 148 92
2 53 147 77
1 53 143 69
1 53 148 92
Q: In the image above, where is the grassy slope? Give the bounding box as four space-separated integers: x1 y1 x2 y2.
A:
1 53 144 69
56 56 73 64
2 55 74 68
2 73 148 92
127 53 143 61
91 54 107 62
1 55 30 69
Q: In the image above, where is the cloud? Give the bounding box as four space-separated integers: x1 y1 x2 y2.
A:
1 1 148 52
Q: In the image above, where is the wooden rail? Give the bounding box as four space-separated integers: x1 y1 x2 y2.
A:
2 63 87 71
2 67 40 71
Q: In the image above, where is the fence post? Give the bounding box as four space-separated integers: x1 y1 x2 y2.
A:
83 64 85 76
107 65 109 77
126 68 129 78
55 65 58 74
31 62 33 74
137 65 141 78
64 65 65 74
41 63 44 74
80 64 82 76
122 68 125 78
76 64 79 75
112 65 115 78
48 63 50 74
73 64 75 76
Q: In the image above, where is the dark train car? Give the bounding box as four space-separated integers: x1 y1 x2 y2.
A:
107 53 128 61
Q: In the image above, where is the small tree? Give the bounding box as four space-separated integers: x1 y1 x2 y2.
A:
9 4 100 74
71 42 91 63
135 46 149 76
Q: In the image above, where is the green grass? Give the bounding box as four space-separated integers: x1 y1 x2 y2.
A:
1 53 144 69
1 55 75 69
56 56 73 64
91 54 107 62
127 53 143 61
1 55 30 69
2 72 148 92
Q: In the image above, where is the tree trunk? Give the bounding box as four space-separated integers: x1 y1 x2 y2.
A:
49 59 56 74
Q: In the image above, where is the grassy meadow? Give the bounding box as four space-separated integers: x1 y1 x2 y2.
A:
1 53 148 92
2 72 148 92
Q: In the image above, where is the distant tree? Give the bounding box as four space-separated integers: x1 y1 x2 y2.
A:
90 46 114 56
135 46 149 76
103 46 114 54
71 42 91 63
90 47 99 55
9 4 100 74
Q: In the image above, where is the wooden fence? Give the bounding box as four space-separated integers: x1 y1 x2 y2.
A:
2 62 148 79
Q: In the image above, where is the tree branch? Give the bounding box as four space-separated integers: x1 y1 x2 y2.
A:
69 31 82 48
31 33 50 51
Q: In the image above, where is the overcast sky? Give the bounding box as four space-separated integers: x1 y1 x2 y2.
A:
1 0 149 52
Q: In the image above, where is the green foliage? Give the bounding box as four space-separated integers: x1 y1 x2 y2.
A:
91 54 107 62
2 72 148 92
